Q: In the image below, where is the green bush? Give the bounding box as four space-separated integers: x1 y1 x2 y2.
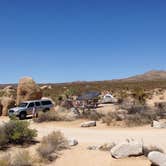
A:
37 131 68 161
4 120 37 144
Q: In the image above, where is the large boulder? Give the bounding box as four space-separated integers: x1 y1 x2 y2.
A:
2 86 16 99
148 151 166 166
16 77 42 105
111 140 143 159
0 97 15 116
68 138 78 146
81 121 96 127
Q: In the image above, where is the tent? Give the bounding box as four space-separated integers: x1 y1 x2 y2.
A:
102 94 117 103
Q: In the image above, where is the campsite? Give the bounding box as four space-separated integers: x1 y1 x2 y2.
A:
0 1 166 165
0 75 166 166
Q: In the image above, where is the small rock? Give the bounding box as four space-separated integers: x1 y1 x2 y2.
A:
152 121 166 129
68 138 78 146
148 151 166 166
111 140 143 159
87 146 99 151
81 121 96 127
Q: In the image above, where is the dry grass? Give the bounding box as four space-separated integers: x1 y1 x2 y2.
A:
0 153 11 166
34 110 74 123
12 150 34 166
0 150 34 166
37 131 69 161
0 126 8 149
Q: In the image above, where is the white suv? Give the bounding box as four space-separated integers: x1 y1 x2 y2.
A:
8 99 54 119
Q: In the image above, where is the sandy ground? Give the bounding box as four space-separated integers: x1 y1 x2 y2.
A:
0 117 166 166
31 120 165 166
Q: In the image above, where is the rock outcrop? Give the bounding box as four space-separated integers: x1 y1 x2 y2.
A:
16 77 42 105
148 151 166 166
0 97 15 116
111 140 143 159
81 121 96 127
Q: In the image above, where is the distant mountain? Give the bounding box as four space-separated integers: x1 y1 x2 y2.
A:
121 70 166 82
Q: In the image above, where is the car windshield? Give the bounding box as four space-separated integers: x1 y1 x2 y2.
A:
18 103 28 107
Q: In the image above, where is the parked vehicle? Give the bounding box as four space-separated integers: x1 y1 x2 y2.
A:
8 99 54 119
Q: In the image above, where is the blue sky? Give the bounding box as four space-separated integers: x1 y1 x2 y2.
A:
0 0 166 83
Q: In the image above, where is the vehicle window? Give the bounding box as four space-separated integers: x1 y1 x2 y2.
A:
19 103 28 107
28 102 35 108
35 102 41 107
41 100 52 105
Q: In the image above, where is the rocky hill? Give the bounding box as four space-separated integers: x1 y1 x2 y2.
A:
121 70 166 82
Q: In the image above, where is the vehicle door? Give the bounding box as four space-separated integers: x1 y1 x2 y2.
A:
35 101 42 112
27 102 35 115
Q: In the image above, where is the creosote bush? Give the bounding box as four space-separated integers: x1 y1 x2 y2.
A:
4 120 37 144
37 131 68 161
0 120 37 148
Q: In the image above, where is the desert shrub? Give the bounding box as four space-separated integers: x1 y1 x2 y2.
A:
0 126 8 149
12 150 34 166
132 87 147 105
0 153 11 166
127 104 147 114
125 112 156 127
102 112 122 126
34 110 73 123
4 120 37 144
143 145 164 157
37 131 68 161
155 102 166 118
82 110 103 121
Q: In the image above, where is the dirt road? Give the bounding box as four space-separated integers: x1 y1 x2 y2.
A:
31 121 166 149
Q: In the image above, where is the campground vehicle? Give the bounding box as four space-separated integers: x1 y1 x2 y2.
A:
8 99 53 119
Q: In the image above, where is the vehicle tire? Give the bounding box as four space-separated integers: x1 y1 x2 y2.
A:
19 112 26 120
43 108 50 113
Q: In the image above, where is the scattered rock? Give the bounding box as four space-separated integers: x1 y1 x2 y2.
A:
81 121 96 127
68 138 78 146
111 140 143 159
87 146 99 151
152 121 166 129
17 77 42 105
148 151 166 166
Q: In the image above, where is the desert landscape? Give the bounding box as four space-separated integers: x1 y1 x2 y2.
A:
0 71 166 166
0 1 165 165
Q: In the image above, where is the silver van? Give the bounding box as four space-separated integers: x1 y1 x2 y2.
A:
8 99 54 119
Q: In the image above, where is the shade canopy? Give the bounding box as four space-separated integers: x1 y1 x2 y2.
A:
77 91 100 100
